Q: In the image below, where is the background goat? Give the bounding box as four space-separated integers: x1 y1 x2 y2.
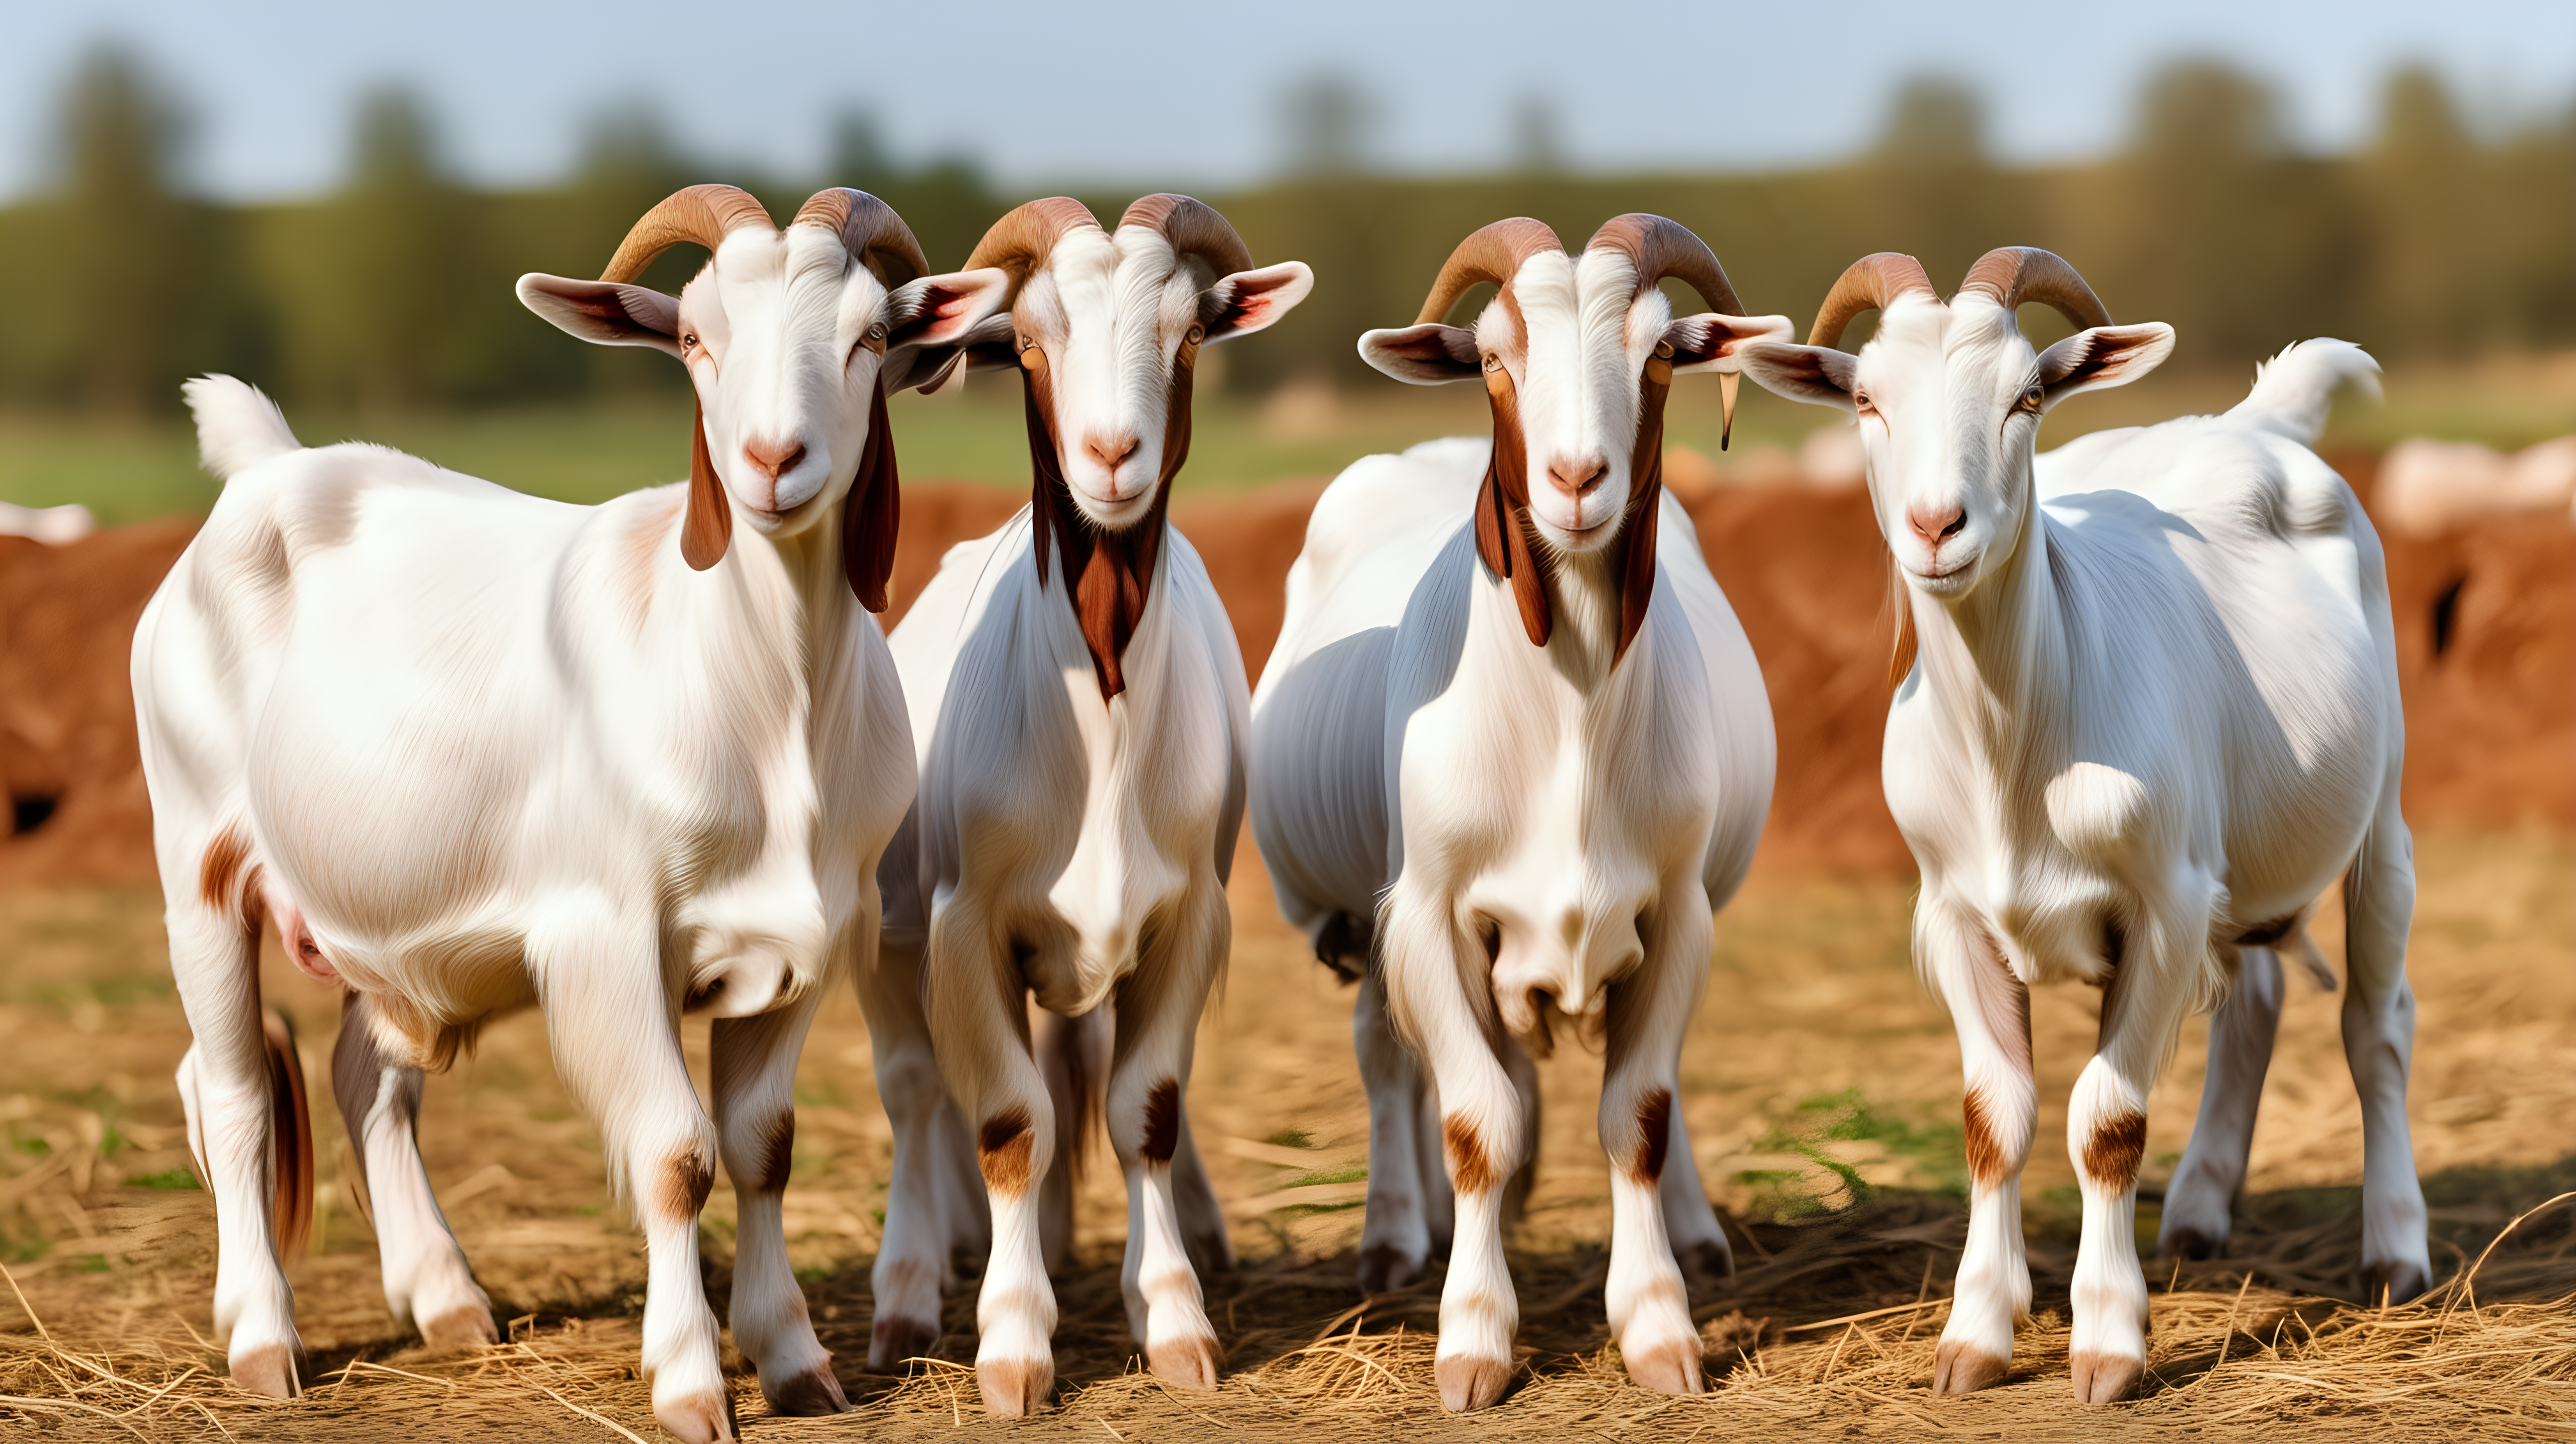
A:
134 185 1004 1442
1735 249 2425 1404
868 196 1309 1413
1251 215 1785 1409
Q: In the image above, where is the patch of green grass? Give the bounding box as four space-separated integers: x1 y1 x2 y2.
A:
128 1168 199 1190
1261 1128 1315 1151
70 1254 110 1273
1736 1090 1971 1224
792 1079 847 1109
1280 1163 1367 1190
0 1232 47 1264
1279 1200 1367 1217
12 1137 48 1156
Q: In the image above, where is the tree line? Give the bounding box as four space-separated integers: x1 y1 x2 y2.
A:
4 51 2572 417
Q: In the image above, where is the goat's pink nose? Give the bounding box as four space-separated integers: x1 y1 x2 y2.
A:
1085 431 1141 473
1909 504 1967 547
743 437 806 482
1545 453 1610 499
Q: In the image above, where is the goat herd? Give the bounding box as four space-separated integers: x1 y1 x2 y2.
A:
126 185 2423 1438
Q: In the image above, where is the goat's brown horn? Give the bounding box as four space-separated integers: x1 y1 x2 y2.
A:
794 187 928 288
1956 246 2111 334
1586 214 1748 317
599 184 775 284
1808 252 1937 349
1414 217 1564 325
1118 193 1253 280
965 197 1102 293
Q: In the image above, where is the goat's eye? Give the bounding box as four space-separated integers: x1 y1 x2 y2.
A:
1481 354 1500 372
680 333 698 351
2017 383 2045 413
1852 388 1872 411
1184 323 1206 346
866 323 887 343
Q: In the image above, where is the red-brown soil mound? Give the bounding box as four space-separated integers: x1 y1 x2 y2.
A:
4 462 2569 891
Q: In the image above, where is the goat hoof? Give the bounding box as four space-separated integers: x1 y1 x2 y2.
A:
419 1306 498 1354
977 1355 1053 1416
2069 1349 2142 1404
2363 1259 2429 1306
1357 1244 1423 1295
1675 1238 1736 1294
762 1360 849 1416
868 1314 937 1373
1147 1331 1221 1390
653 1387 738 1444
1931 1341 2008 1395
1435 1352 1512 1411
1620 1337 1704 1396
2159 1226 2223 1263
228 1341 301 1398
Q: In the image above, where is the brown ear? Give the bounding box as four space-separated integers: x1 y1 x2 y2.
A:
843 383 900 609
682 400 732 571
1473 364 1552 647
1614 349 1675 664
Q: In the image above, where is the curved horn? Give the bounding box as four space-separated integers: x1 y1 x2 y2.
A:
964 196 1101 289
793 187 928 288
1808 251 1936 349
598 183 774 284
1414 217 1564 325
1956 246 2111 333
1585 213 1747 316
1117 193 1254 280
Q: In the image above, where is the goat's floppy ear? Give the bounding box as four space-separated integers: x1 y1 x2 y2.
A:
517 274 683 357
882 269 1011 392
843 381 900 608
1201 261 1314 342
1735 340 1861 411
1359 323 1482 384
1663 313 1795 373
682 399 732 570
2037 323 2175 408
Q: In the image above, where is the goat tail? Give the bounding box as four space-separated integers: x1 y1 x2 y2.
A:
183 375 301 481
262 1008 315 1265
2226 339 2381 446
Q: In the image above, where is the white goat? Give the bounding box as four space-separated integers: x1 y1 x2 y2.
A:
1735 249 2426 1404
2374 434 2576 537
1252 216 1785 1409
134 185 1006 1443
869 196 1310 1414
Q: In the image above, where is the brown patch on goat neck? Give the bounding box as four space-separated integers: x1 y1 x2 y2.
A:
753 1111 796 1194
198 822 254 912
1629 1087 1674 1183
1472 365 1553 648
1962 1085 2008 1190
656 1144 715 1223
1442 1113 1499 1196
978 1107 1035 1194
1140 1079 1182 1163
2082 1107 2149 1193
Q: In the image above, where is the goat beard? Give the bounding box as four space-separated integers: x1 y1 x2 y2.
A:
1475 354 1670 664
1021 346 1196 700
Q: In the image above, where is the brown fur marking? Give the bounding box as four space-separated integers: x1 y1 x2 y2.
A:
1140 1079 1181 1164
199 822 253 911
1629 1087 1674 1183
978 1107 1035 1194
754 1112 795 1194
2082 1108 2149 1192
1962 1085 2007 1189
1442 1112 1499 1196
656 1144 715 1223
621 493 684 629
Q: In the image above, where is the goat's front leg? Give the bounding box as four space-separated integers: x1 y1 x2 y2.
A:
2064 900 2202 1404
1598 893 1715 1396
924 904 1057 1416
533 906 731 1443
2158 946 2284 1264
1106 889 1229 1389
1383 880 1526 1411
1925 904 2036 1397
711 986 846 1416
332 990 495 1352
2342 802 2429 1302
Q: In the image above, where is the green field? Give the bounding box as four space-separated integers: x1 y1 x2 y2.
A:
7 357 2571 526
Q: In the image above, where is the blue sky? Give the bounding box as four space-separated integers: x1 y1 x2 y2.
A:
4 0 2574 201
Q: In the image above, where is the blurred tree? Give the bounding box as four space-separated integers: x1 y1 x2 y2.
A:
2361 67 2492 357
1508 93 1567 176
1859 76 2015 305
564 100 700 399
1276 73 1379 178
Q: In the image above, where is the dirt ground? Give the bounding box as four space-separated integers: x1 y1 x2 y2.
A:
2 826 2572 1440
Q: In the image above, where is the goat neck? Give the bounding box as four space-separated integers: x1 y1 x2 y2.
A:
1901 457 2072 766
1019 328 1197 701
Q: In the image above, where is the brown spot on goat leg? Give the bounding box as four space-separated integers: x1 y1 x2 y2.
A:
1442 1113 1499 1196
753 1112 795 1194
1140 1079 1181 1164
1628 1087 1674 1184
656 1145 715 1223
199 822 253 912
978 1108 1035 1195
2082 1108 2148 1193
1962 1085 2008 1190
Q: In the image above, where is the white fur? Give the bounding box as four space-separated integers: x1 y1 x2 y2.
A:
1740 310 2427 1403
137 213 1004 1442
1257 238 1783 1407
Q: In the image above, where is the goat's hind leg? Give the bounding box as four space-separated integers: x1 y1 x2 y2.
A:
332 990 496 1352
2342 803 2430 1302
2158 946 2284 1264
855 937 958 1372
712 987 847 1415
1352 952 1440 1293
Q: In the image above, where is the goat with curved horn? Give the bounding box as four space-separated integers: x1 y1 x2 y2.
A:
1807 251 1937 349
964 196 1103 288
599 183 776 285
1415 216 1564 324
1957 246 2112 332
1588 213 1754 444
1119 192 1253 280
794 187 929 287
